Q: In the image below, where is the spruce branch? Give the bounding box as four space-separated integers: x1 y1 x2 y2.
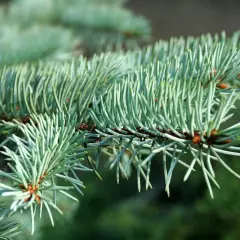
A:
0 53 128 128
0 208 21 240
61 3 150 37
128 31 240 68
0 12 239 237
0 26 73 66
0 0 150 55
89 56 240 197
0 112 93 234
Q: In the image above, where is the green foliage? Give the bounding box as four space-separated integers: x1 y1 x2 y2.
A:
0 32 239 237
0 0 150 56
0 208 21 239
0 0 239 239
6 0 149 35
0 26 73 66
0 112 91 234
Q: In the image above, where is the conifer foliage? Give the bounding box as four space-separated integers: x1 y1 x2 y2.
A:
0 0 239 239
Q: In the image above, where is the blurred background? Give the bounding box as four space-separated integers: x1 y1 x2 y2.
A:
127 0 240 39
0 0 240 239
